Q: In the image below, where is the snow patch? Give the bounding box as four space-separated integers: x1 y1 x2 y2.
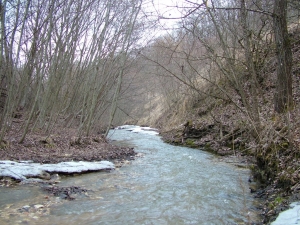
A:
271 202 300 225
0 160 115 181
115 125 159 135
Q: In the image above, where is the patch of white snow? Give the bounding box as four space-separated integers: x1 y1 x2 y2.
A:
0 160 115 181
116 125 159 135
271 202 300 225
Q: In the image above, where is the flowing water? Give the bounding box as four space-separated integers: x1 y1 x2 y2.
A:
0 126 260 224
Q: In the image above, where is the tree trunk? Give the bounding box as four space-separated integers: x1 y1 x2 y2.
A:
240 0 261 137
273 0 293 113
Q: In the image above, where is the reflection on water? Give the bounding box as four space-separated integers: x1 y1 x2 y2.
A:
0 127 260 224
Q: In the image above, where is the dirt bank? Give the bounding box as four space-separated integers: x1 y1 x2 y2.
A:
0 118 135 165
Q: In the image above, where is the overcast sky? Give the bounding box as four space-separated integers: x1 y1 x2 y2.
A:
143 0 209 29
140 0 207 41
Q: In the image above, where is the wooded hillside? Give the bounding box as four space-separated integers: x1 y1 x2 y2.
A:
129 1 300 223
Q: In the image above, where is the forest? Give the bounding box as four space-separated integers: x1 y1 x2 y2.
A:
0 0 300 223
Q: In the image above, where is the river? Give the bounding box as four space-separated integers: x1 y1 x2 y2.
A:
0 126 260 224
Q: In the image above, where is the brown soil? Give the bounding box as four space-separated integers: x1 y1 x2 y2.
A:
0 118 135 164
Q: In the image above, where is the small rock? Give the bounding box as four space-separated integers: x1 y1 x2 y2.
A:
249 183 257 193
33 204 44 209
39 171 51 180
266 210 275 216
135 153 144 158
59 193 68 199
50 174 60 181
69 194 77 200
22 205 30 210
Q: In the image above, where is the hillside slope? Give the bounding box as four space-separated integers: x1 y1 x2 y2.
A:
155 27 300 224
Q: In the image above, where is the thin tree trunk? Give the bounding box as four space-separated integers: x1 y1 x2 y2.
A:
19 68 43 143
273 0 293 113
240 0 261 136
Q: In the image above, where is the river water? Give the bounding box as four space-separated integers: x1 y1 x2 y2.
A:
0 126 260 224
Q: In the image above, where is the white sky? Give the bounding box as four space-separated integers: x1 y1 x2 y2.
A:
139 0 210 43
142 0 210 30
142 0 186 30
